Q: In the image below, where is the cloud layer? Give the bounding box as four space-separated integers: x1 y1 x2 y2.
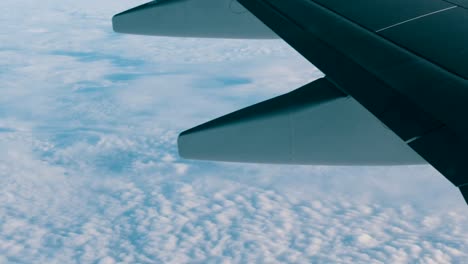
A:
1 132 467 264
0 0 467 263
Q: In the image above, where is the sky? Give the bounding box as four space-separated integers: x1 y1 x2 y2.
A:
0 0 468 263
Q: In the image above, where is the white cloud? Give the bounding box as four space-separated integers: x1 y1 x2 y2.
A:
0 0 467 263
1 141 467 263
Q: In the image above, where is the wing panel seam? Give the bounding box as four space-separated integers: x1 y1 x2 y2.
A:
302 0 467 81
375 6 457 32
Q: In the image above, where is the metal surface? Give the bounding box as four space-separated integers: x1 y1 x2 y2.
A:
312 0 452 31
238 0 468 203
112 0 468 204
445 0 468 9
179 78 424 165
113 0 277 38
379 7 468 79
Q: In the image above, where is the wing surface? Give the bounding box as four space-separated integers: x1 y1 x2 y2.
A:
112 0 468 204
179 78 424 165
237 0 468 200
112 0 277 38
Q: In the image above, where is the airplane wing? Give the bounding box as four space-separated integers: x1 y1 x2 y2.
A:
178 77 425 165
113 0 468 204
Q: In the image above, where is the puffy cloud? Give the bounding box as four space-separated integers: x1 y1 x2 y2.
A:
0 135 467 263
0 0 467 263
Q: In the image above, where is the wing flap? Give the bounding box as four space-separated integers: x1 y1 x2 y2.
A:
178 78 424 165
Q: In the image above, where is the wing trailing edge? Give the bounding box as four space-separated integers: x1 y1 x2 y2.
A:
178 78 424 165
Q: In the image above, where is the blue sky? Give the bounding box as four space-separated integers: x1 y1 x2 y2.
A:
1 0 467 263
